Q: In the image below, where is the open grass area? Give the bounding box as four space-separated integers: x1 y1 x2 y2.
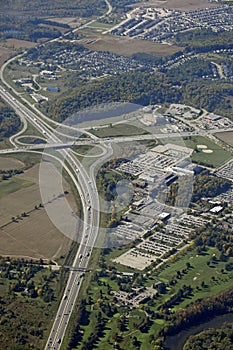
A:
0 177 33 199
0 45 13 66
162 135 231 168
156 246 233 311
87 21 113 29
80 33 181 57
215 131 233 147
61 241 233 349
91 123 148 138
185 136 231 168
0 161 75 261
0 156 25 170
137 0 219 11
23 121 45 137
1 152 42 168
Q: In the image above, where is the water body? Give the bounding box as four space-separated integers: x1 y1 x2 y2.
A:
164 313 233 350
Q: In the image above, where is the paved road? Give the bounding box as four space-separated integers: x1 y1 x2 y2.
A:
0 82 109 349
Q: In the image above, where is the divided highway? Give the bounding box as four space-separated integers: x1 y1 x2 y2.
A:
0 83 107 349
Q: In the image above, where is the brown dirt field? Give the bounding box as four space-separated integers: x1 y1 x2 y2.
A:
0 46 12 67
132 0 220 10
0 40 35 66
0 157 25 170
215 131 233 147
79 34 181 56
0 164 78 261
4 39 36 49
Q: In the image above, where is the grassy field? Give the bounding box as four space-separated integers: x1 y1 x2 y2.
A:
59 241 233 350
17 135 46 144
185 136 231 168
1 152 42 168
87 21 113 30
22 121 46 137
0 45 12 66
0 156 25 170
161 135 231 168
97 246 233 348
0 177 33 199
136 0 219 11
4 38 36 49
215 131 233 147
80 33 181 57
91 123 148 138
156 246 233 310
0 160 75 261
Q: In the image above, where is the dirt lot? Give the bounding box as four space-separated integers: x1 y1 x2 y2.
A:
0 163 78 261
132 0 219 10
79 34 181 56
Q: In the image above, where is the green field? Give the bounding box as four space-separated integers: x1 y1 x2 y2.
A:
215 131 233 147
87 21 113 29
186 136 231 168
91 123 148 138
162 135 231 168
157 246 233 310
0 177 33 199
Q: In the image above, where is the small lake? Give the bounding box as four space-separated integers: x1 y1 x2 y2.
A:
164 313 233 350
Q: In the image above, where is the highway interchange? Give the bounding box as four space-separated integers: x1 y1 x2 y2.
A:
0 82 105 349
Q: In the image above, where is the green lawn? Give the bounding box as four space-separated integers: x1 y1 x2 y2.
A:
161 135 231 168
156 246 233 311
185 136 231 168
87 21 113 29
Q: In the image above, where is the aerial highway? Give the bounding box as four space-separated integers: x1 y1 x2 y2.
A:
0 81 110 349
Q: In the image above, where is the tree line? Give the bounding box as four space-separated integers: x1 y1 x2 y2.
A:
0 104 21 141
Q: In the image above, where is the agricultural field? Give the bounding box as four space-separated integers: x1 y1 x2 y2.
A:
0 159 76 262
215 131 233 147
91 123 148 138
0 40 36 66
0 46 12 68
79 34 181 57
3 39 36 50
0 156 25 170
133 0 219 11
